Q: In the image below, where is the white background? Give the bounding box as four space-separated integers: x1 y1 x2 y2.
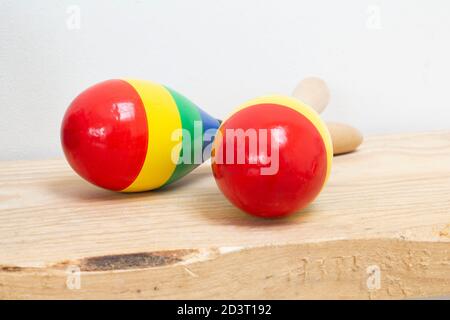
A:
1 0 450 160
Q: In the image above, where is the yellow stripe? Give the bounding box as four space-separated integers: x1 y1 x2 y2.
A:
122 80 182 192
228 95 333 184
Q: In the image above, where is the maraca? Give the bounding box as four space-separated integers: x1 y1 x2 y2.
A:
61 79 220 191
211 95 333 218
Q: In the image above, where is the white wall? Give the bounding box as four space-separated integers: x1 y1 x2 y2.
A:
1 0 450 160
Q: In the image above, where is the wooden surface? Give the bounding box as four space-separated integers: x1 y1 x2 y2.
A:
0 131 449 299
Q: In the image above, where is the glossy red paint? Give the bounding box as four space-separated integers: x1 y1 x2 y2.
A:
212 104 327 218
61 79 148 191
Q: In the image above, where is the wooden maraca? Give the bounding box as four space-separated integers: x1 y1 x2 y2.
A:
211 77 364 217
61 79 220 192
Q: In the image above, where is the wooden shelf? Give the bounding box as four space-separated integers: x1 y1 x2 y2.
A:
0 131 449 299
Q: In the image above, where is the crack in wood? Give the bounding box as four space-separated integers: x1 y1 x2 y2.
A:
0 266 23 272
55 249 198 272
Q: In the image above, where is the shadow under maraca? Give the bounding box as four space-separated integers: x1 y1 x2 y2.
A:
44 172 314 228
44 177 145 202
44 168 213 203
156 169 212 192
182 194 315 228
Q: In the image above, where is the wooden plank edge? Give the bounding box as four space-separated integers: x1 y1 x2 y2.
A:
0 238 449 299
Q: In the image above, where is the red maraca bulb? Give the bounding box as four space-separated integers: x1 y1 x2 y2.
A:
211 95 333 218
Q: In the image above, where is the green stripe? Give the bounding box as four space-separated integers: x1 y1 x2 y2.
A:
163 86 203 186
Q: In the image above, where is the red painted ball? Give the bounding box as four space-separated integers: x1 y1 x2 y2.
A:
211 95 333 218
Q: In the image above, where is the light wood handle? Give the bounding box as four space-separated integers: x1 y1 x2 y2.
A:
326 122 363 155
292 77 330 114
292 77 363 155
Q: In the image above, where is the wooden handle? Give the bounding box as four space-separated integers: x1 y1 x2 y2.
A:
292 77 330 114
327 122 363 155
292 77 363 155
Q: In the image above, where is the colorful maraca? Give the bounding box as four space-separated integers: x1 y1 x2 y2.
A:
61 79 220 191
211 95 333 218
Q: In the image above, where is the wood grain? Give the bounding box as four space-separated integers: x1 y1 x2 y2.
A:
0 131 449 299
